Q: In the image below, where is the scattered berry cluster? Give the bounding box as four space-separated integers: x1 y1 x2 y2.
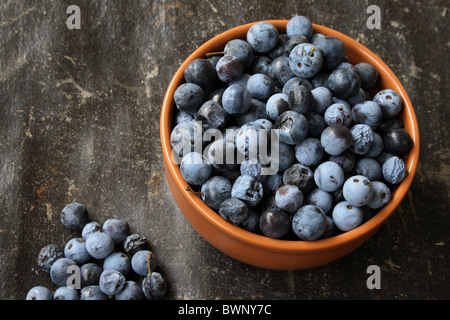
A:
170 16 412 241
26 203 167 300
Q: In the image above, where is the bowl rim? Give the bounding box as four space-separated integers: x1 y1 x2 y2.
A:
160 20 420 255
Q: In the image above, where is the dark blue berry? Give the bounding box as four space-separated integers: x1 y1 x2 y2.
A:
349 124 374 155
238 99 269 125
26 286 53 300
382 156 407 184
81 221 102 240
61 202 90 230
231 175 263 207
205 138 238 173
382 128 412 157
268 55 295 88
180 151 212 186
275 185 304 213
354 62 378 89
354 157 382 181
266 93 289 120
294 137 324 167
142 272 167 300
332 201 363 231
80 262 103 288
201 176 232 210
329 149 355 173
184 58 217 89
314 161 345 192
342 175 374 206
53 286 79 300
351 101 383 129
103 252 132 276
248 55 272 75
102 217 130 244
64 237 90 265
320 124 353 156
170 120 203 159
246 73 275 101
324 102 352 127
216 55 244 83
37 243 64 273
174 82 204 113
218 197 250 226
50 257 77 286
273 110 309 145
311 86 333 114
286 15 313 39
222 83 252 115
80 285 109 300
224 39 255 68
282 163 315 193
289 43 323 79
99 269 126 296
327 67 361 100
114 281 144 300
373 89 403 118
85 232 115 259
123 234 148 254
131 250 158 276
367 181 392 209
247 22 279 53
259 208 291 239
284 34 309 55
314 36 346 71
288 83 313 114
292 205 327 240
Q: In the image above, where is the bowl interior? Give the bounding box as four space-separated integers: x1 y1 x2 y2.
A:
160 21 420 256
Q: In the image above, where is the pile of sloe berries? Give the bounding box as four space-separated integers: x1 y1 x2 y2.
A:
26 203 167 300
170 15 413 241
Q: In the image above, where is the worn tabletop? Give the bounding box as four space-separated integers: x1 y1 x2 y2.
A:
1 0 449 300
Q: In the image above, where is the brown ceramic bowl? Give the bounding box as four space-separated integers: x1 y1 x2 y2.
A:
160 20 420 270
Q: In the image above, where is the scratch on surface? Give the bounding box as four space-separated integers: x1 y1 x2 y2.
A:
63 55 77 68
147 172 162 197
0 6 37 27
407 191 418 222
429 73 441 82
45 203 53 220
152 1 181 28
114 80 142 92
64 178 78 203
24 106 34 138
409 60 422 79
384 257 401 270
355 33 366 43
143 65 159 98
56 76 94 104
0 57 26 81
205 0 218 13
148 65 159 78
36 184 52 198
287 270 297 298
390 21 402 28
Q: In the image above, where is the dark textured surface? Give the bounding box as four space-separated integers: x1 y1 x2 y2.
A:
1 0 449 300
